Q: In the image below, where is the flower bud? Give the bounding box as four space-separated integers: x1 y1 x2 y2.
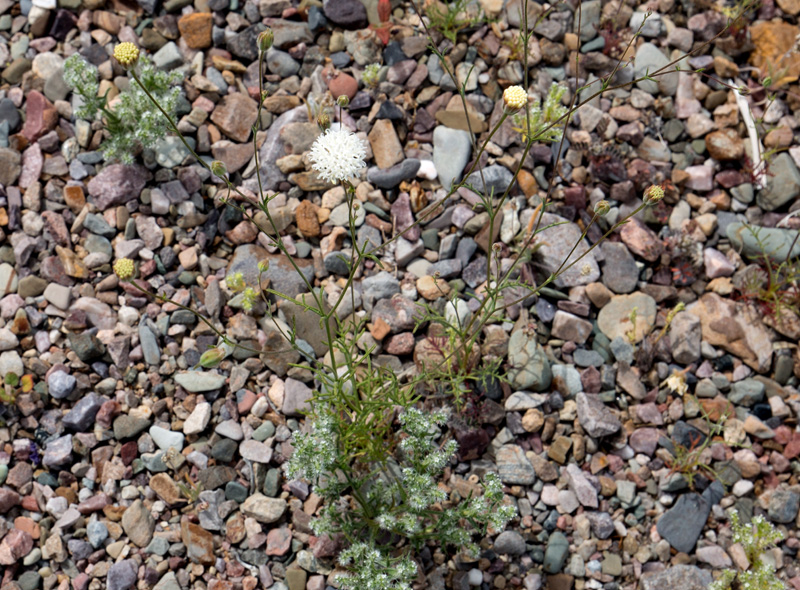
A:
644 185 665 205
503 85 528 111
594 200 610 216
336 95 350 108
317 111 331 131
257 260 269 273
210 160 227 178
113 42 140 68
198 347 225 369
113 258 135 280
257 29 274 52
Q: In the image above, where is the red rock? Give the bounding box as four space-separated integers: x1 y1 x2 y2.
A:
384 332 415 355
18 143 43 189
95 400 120 428
326 71 358 100
210 93 258 143
77 493 110 514
266 526 292 556
21 495 40 511
14 516 39 539
22 91 58 142
42 210 71 246
237 390 257 414
0 488 20 513
620 218 663 261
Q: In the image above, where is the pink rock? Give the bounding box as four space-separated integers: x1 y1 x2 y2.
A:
0 528 33 565
703 248 735 278
22 91 58 142
326 71 358 100
18 143 43 189
684 165 714 192
620 218 663 261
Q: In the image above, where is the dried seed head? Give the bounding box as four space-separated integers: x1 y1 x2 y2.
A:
317 111 331 131
503 85 528 111
113 42 139 67
113 258 135 280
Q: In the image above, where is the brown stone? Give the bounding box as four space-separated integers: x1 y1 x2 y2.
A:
295 200 321 237
368 119 404 169
64 185 86 213
262 95 302 114
705 128 744 161
178 12 213 49
149 473 184 505
750 22 800 85
210 93 258 143
181 519 215 565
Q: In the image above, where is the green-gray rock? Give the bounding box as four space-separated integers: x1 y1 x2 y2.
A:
727 222 800 264
756 153 800 211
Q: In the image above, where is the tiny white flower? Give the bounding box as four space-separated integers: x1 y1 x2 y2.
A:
309 128 367 183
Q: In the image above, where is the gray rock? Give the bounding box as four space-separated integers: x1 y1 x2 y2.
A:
122 500 155 547
656 491 711 553
496 444 536 485
464 165 514 198
600 242 638 294
241 493 287 523
87 520 108 548
175 371 226 392
576 392 621 438
640 566 712 590
282 378 313 416
727 222 800 264
493 531 526 555
507 328 551 391
433 126 472 190
367 159 420 189
669 312 701 364
543 531 569 574
228 245 314 299
113 415 152 440
728 379 765 407
531 213 600 287
153 572 181 590
87 164 150 210
63 392 106 431
149 425 185 451
757 152 800 211
768 489 800 523
635 43 673 95
585 511 614 539
266 48 300 77
108 560 137 590
42 434 73 468
139 322 161 366
362 271 400 305
152 42 184 70
47 370 76 399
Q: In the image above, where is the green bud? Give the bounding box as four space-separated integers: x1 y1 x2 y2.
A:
594 200 610 216
762 77 772 88
199 347 225 369
258 29 274 52
336 95 350 108
210 160 227 178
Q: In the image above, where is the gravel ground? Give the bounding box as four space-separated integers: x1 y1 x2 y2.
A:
1 0 800 589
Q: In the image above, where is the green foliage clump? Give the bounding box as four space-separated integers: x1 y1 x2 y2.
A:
63 53 181 164
709 509 785 590
285 405 515 590
424 0 486 44
512 82 569 143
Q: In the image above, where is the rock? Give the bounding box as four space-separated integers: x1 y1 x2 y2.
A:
768 488 800 523
635 43 672 95
656 492 710 553
496 444 536 484
551 310 593 344
241 493 287 523
63 392 105 431
493 531 526 555
42 434 72 468
178 12 213 49
433 126 471 190
620 219 663 262
368 119 404 169
705 128 744 161
531 213 599 287
0 148 21 186
601 242 639 293
184 402 211 435
669 312 701 364
47 370 76 399
372 295 424 333
543 531 569 573
727 222 800 264
228 246 314 299
22 90 58 141
211 93 258 143
367 159 420 189
597 292 656 344
507 326 552 391
87 164 150 210
0 529 33 565
323 0 367 29
181 520 215 564
108 560 137 590
576 392 621 438
688 293 774 373
121 500 155 547
757 152 800 211
640 566 712 590
175 371 226 392
149 425 185 451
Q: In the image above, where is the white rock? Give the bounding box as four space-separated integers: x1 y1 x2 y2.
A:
416 159 437 180
183 402 211 435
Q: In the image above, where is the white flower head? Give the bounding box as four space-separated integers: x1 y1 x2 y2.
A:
309 128 367 183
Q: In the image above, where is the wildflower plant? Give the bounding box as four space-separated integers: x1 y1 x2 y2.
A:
709 509 785 590
64 52 181 164
115 0 759 583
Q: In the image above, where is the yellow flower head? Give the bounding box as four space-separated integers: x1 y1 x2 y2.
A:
503 86 528 111
114 42 140 67
114 258 135 280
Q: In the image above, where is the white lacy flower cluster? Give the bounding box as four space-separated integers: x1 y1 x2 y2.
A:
308 128 367 183
336 542 417 590
284 411 339 482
